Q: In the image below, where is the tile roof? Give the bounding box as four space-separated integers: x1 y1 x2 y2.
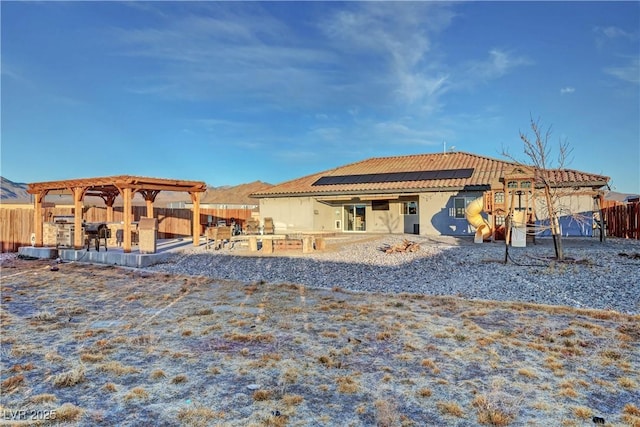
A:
252 152 609 197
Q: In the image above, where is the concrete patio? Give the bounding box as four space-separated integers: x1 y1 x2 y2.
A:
17 237 199 268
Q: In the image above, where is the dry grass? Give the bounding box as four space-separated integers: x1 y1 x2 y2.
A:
252 389 272 401
51 365 85 387
1 374 24 392
375 398 401 427
417 387 432 398
150 369 167 379
79 352 105 363
177 405 225 427
622 403 640 427
437 401 465 418
572 406 593 419
1 257 638 426
103 382 117 392
124 386 149 401
336 376 359 393
29 393 57 404
54 402 85 422
97 361 139 376
171 374 188 384
282 394 304 406
472 393 517 426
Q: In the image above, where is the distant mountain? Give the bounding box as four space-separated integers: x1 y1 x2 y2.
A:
0 177 30 200
0 176 273 207
201 181 273 205
604 190 640 203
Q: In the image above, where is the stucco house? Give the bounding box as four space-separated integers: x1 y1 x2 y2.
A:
251 151 609 238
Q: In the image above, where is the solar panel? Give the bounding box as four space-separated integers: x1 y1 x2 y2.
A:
311 168 474 186
403 171 423 181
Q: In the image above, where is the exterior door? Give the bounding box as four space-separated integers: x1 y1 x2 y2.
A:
343 204 366 231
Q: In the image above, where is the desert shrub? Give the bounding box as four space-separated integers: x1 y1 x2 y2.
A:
52 365 85 387
2 374 25 392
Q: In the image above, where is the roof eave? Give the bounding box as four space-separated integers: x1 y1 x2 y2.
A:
251 185 491 199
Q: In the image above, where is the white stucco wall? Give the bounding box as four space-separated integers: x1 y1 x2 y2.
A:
367 201 403 233
418 191 486 236
533 190 596 236
259 197 407 234
258 197 316 233
258 188 597 237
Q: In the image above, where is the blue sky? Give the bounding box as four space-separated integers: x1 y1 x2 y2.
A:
2 1 639 193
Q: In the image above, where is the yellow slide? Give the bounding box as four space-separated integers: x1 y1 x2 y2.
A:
465 197 492 242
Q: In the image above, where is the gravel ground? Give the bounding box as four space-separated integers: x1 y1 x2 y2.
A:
143 235 640 315
2 240 639 426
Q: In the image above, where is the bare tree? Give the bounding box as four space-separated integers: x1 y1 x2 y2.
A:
503 116 573 260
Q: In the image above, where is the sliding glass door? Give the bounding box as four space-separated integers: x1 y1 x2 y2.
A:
343 204 366 231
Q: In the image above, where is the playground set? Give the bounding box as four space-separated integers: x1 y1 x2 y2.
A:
465 166 606 247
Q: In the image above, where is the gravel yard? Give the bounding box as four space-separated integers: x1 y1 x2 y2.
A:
147 235 640 315
1 236 639 426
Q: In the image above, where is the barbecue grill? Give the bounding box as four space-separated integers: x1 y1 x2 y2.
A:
83 223 110 251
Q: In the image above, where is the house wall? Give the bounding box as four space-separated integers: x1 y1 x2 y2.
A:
533 191 596 237
419 191 486 236
311 199 341 232
258 197 317 233
258 189 596 237
259 197 408 234
259 192 488 236
367 201 405 233
309 199 353 232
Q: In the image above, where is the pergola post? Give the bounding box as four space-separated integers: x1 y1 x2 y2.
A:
139 190 159 220
106 205 114 223
33 191 46 247
191 191 201 246
102 191 118 223
73 187 86 249
122 187 132 253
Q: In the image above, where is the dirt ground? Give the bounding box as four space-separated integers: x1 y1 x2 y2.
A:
1 256 639 426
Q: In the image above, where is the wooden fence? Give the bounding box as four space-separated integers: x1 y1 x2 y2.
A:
602 201 639 240
0 206 255 252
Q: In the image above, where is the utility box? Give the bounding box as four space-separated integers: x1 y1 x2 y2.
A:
511 226 526 247
511 211 527 248
138 217 158 254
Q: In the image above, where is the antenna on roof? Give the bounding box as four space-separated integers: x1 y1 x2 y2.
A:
443 141 455 155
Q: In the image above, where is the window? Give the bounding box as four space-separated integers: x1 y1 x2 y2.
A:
520 181 532 189
402 201 417 215
372 200 389 211
495 215 505 226
494 192 504 204
507 181 518 189
454 197 468 219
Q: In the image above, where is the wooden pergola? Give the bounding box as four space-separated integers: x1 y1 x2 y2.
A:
27 175 206 253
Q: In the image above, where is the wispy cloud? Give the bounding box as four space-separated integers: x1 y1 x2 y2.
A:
320 2 455 105
593 25 639 50
308 127 342 142
110 5 337 105
466 49 531 82
107 1 467 127
594 26 637 41
0 64 34 88
373 122 444 147
106 2 528 148
605 57 640 84
560 87 576 94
